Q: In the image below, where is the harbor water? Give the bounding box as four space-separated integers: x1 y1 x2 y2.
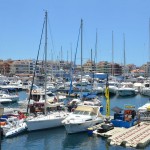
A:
1 91 150 150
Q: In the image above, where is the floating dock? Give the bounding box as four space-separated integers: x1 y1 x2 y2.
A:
107 122 150 148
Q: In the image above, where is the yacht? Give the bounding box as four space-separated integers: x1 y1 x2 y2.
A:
140 81 150 96
62 105 104 134
117 82 138 96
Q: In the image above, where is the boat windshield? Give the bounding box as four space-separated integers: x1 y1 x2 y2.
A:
73 110 91 115
47 93 55 97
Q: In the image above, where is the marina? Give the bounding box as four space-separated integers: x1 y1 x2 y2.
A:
0 4 150 150
1 1 150 150
1 90 150 150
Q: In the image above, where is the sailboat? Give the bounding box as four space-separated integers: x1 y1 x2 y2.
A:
26 11 68 131
117 34 137 96
62 20 103 134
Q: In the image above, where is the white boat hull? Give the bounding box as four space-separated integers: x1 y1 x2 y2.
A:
0 95 19 102
5 122 27 138
64 119 102 134
26 112 67 131
140 88 150 96
117 88 136 96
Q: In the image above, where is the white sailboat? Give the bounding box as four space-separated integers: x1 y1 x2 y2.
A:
26 11 68 131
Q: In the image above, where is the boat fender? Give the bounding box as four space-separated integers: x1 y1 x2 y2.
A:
0 122 6 126
33 90 37 93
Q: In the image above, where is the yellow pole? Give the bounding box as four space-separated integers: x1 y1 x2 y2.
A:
105 74 110 117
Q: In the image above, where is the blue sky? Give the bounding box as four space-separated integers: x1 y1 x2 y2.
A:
0 0 150 66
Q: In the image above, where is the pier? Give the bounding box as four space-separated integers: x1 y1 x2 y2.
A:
107 122 150 148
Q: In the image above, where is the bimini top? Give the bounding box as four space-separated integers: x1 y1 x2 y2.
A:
75 105 99 115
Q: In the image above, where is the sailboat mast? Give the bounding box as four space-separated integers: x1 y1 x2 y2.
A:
148 18 150 77
51 49 53 81
44 11 48 114
149 18 150 63
95 29 98 73
91 49 94 84
81 19 83 97
123 33 126 81
91 49 93 72
112 31 114 76
71 43 72 64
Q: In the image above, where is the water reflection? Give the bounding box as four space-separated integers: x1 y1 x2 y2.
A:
25 127 66 150
62 133 88 149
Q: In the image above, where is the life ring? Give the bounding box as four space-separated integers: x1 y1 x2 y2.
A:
33 90 37 93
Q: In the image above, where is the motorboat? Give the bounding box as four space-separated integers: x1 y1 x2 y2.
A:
1 112 27 138
138 102 150 113
92 121 114 137
137 102 150 121
62 105 104 134
140 81 150 96
0 90 19 103
117 82 138 96
4 120 27 138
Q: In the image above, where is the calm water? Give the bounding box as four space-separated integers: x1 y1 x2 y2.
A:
1 91 150 150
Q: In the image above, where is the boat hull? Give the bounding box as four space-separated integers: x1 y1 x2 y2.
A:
5 122 27 138
64 119 102 134
26 113 67 131
141 88 150 96
117 89 136 96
